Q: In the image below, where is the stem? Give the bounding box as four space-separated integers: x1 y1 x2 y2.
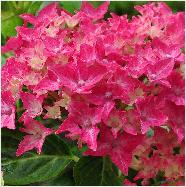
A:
71 155 79 162
16 107 25 113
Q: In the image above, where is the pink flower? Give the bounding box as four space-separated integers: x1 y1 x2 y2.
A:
85 125 144 175
146 38 181 85
107 68 144 104
19 40 47 70
123 179 136 186
103 108 126 138
2 57 29 99
20 3 59 27
164 101 185 142
132 127 184 182
1 2 185 178
1 91 15 129
161 71 185 105
33 70 60 97
136 96 168 134
124 109 141 135
56 101 102 151
51 61 107 94
80 1 110 20
1 36 23 53
20 92 44 121
16 118 53 156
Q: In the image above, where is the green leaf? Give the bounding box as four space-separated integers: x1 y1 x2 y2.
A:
27 2 43 14
1 53 13 67
127 167 138 181
1 2 17 12
1 55 6 66
1 129 23 163
63 139 87 158
60 1 82 14
2 129 75 185
74 156 123 186
42 134 72 156
1 12 23 37
39 169 75 186
1 1 42 39
2 155 72 185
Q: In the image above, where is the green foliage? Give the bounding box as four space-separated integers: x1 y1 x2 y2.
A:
1 129 23 163
42 134 72 156
60 1 82 14
1 128 124 186
1 1 42 39
39 170 75 186
1 55 6 66
1 13 23 38
2 155 72 185
74 156 123 186
27 2 43 14
1 129 74 185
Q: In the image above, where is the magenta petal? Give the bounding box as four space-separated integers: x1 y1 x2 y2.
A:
1 91 15 129
16 119 52 156
20 92 43 119
81 126 100 151
136 96 168 134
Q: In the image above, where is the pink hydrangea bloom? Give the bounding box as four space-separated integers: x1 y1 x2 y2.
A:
160 71 185 105
51 61 107 94
131 127 184 185
123 179 136 186
56 101 102 151
19 92 44 121
85 125 143 175
1 91 15 129
1 2 185 183
81 1 110 20
16 118 53 156
136 96 168 134
163 101 185 142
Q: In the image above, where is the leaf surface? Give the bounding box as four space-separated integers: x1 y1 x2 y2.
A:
74 156 122 185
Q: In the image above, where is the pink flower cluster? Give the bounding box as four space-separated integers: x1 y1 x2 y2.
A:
1 2 185 184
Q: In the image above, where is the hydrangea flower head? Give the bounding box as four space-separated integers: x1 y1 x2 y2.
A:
1 2 184 184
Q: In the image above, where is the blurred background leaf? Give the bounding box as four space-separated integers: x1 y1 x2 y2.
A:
1 1 43 42
2 12 23 38
1 55 6 66
60 1 82 13
27 2 43 14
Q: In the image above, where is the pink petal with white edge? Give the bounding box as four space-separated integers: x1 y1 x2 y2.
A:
1 36 23 53
136 96 168 134
16 118 53 156
1 91 15 129
81 1 109 20
20 92 44 119
81 126 100 151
